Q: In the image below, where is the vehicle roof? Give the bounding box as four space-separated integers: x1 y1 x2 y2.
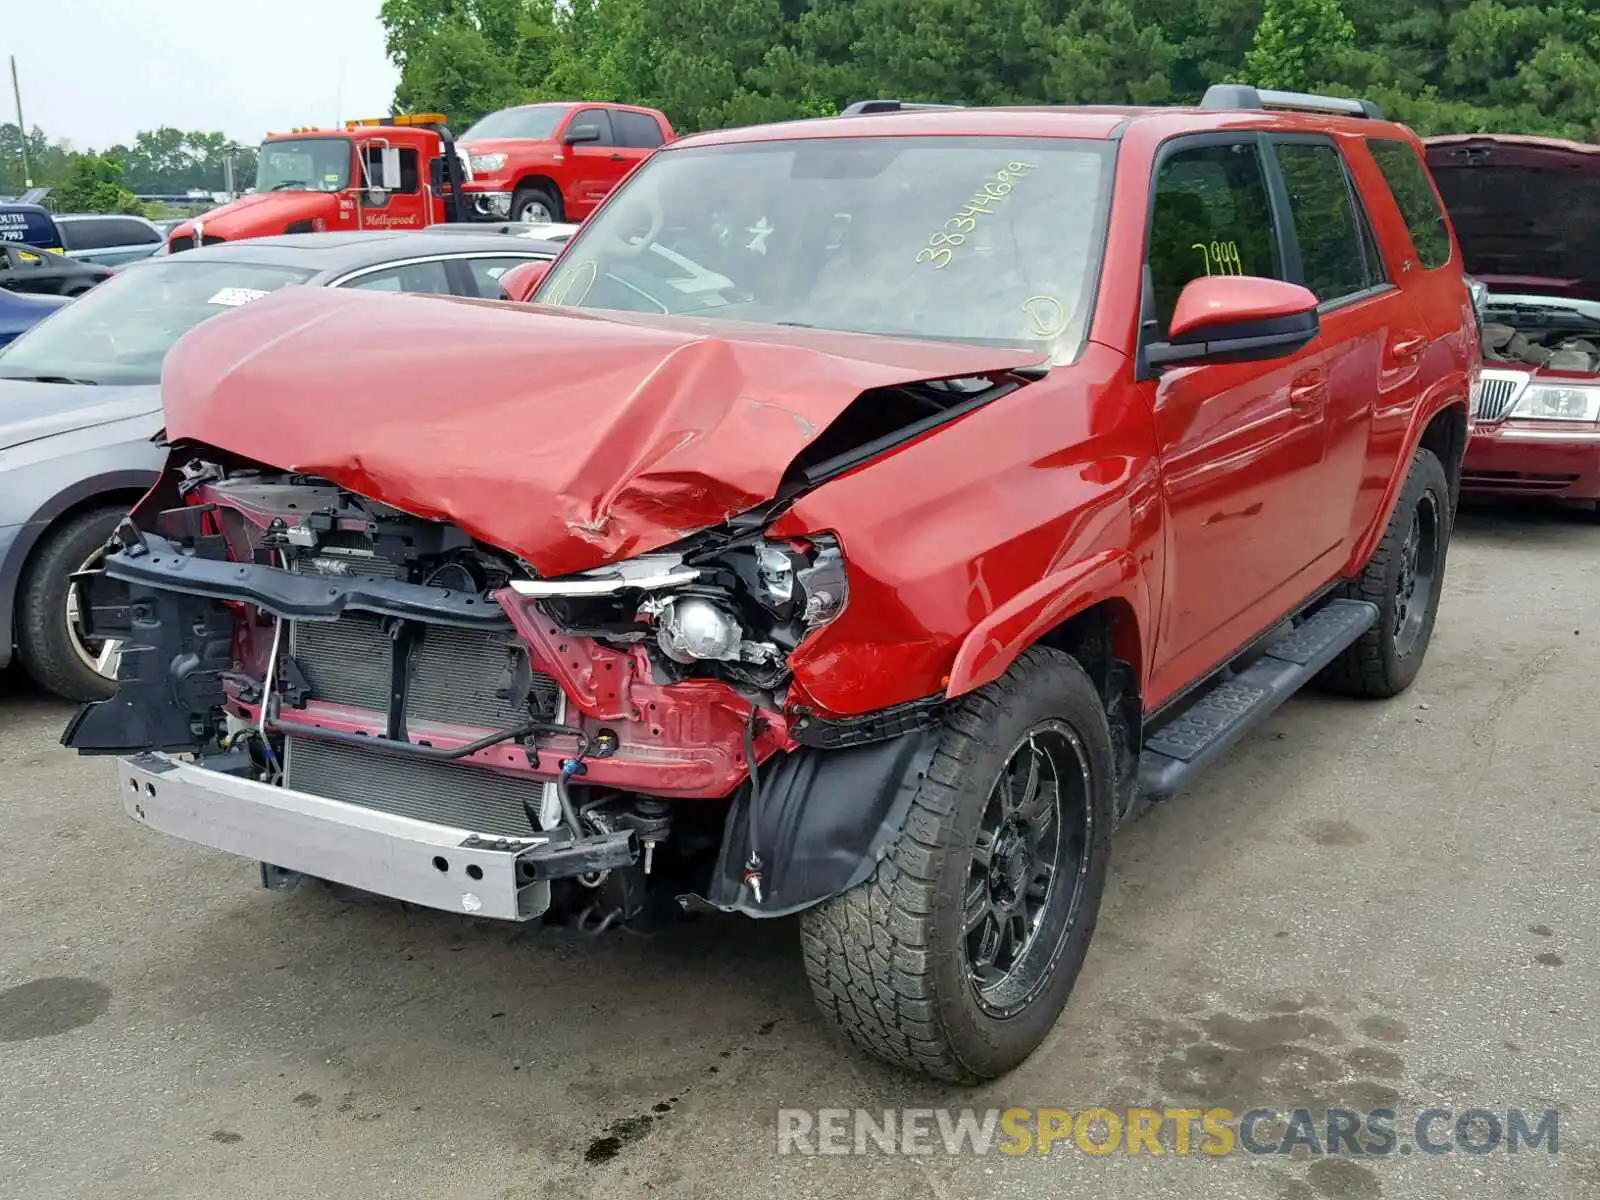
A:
673 104 1415 149
0 201 53 215
147 230 563 273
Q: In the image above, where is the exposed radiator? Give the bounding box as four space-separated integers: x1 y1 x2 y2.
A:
283 569 563 836
284 736 543 837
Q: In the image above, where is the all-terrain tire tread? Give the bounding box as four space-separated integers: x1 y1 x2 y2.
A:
798 647 1102 1082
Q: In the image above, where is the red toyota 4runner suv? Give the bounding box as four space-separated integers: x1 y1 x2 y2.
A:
456 101 674 224
66 87 1474 1082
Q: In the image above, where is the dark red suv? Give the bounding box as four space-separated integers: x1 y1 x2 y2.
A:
67 87 1475 1081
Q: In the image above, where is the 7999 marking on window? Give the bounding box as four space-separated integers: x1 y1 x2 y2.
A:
1194 239 1245 277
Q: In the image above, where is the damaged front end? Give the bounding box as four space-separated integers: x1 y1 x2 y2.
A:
63 453 945 925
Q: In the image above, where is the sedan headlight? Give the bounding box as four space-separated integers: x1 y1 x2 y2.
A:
1510 384 1600 422
468 153 508 173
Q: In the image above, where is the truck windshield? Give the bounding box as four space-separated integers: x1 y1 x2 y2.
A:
461 105 573 141
0 259 316 386
255 137 352 192
536 136 1115 363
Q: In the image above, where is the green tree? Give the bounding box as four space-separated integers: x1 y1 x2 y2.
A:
49 154 145 214
1243 0 1357 90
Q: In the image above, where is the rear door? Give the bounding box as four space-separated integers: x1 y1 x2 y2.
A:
1143 135 1336 697
1263 134 1399 563
613 110 666 177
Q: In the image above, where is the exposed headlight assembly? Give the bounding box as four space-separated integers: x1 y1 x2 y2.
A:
1510 384 1600 422
643 535 849 667
751 536 848 628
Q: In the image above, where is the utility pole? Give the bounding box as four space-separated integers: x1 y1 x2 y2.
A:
9 55 31 188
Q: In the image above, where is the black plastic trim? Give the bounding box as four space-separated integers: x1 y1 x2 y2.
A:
104 529 511 629
789 696 947 749
682 728 939 919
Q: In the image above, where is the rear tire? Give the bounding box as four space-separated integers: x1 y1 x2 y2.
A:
16 506 125 702
799 647 1115 1082
1320 446 1451 698
512 184 563 225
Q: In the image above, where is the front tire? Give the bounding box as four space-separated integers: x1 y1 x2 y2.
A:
1320 446 1451 698
15 506 126 702
512 184 563 225
799 648 1115 1082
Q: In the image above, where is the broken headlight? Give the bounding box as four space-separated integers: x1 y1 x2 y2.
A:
753 536 847 627
646 534 849 668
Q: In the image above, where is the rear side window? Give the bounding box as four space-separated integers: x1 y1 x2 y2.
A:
1146 141 1283 333
338 259 454 294
0 207 60 249
615 111 666 149
1272 141 1381 302
60 217 161 251
1367 139 1452 269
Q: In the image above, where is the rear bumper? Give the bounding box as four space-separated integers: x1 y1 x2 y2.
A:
118 751 565 920
1462 421 1600 501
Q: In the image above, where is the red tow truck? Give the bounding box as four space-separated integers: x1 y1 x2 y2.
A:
165 114 470 252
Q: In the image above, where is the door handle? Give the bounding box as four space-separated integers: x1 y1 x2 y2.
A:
1289 373 1327 412
1389 332 1427 363
609 153 626 162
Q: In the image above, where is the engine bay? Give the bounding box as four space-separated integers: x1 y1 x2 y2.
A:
1480 296 1600 376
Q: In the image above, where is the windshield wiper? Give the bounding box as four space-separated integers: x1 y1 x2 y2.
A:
269 180 309 191
0 373 100 385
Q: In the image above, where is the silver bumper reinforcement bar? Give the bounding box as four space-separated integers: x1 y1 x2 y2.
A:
117 752 558 920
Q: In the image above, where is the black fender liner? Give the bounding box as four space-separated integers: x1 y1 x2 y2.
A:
680 727 938 919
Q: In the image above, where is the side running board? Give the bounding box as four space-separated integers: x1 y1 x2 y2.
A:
1134 598 1379 809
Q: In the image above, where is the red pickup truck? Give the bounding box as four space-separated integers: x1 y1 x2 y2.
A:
67 88 1473 1083
456 102 674 224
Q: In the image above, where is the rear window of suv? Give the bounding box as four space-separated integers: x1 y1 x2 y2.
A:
1367 139 1453 269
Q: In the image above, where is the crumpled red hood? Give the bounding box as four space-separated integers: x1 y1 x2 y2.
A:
160 286 1044 576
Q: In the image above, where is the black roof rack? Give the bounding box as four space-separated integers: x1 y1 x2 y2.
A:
840 99 965 116
1201 84 1384 120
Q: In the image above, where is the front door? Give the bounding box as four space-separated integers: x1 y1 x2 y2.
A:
564 108 626 218
1144 136 1335 699
356 142 428 231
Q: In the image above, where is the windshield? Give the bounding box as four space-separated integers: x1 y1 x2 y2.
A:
535 136 1114 362
0 259 316 385
255 137 352 192
462 105 573 142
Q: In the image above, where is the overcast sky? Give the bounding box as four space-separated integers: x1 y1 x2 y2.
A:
3 0 400 149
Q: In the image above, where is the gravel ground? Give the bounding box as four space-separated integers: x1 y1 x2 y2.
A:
0 502 1596 1200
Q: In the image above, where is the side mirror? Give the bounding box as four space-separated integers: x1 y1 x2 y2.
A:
1146 276 1320 368
499 259 551 302
563 124 602 146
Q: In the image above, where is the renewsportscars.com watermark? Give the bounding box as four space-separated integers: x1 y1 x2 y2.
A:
777 1107 1560 1158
